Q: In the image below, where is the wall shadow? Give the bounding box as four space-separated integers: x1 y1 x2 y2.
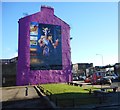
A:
42 89 120 109
2 97 54 110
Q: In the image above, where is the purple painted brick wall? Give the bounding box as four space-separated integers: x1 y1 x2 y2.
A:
17 6 72 86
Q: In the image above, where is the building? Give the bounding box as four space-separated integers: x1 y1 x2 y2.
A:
0 57 18 87
17 6 72 85
72 63 93 76
114 63 120 75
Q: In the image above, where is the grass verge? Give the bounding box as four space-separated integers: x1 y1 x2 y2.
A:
39 83 100 107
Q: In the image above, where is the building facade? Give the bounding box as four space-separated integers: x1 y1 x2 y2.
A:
17 6 72 85
1 57 18 87
72 63 93 76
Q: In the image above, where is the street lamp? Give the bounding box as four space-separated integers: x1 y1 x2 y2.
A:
96 54 104 66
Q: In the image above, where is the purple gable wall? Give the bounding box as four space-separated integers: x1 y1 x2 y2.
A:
17 6 72 86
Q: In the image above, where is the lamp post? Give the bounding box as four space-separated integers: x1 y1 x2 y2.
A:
96 54 104 66
96 54 104 89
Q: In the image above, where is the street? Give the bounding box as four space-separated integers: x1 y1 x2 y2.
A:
0 86 53 109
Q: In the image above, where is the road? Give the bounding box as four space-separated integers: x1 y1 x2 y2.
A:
0 86 53 109
73 80 120 88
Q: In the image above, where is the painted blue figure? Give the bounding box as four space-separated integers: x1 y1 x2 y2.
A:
37 26 60 69
43 45 49 56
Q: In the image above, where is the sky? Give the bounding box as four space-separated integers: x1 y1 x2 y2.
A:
1 2 119 66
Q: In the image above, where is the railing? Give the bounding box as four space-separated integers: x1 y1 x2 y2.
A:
37 84 110 108
37 85 52 100
53 95 108 107
67 82 83 87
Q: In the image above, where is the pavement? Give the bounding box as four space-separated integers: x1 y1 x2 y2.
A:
0 85 54 109
0 82 120 110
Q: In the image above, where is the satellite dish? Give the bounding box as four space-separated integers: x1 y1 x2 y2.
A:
23 13 29 17
70 37 73 40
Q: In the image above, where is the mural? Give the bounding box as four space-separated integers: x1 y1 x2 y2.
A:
30 22 62 70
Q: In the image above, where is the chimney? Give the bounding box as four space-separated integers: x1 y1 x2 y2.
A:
41 5 54 16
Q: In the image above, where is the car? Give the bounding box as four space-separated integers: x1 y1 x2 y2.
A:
105 73 119 81
112 73 118 80
96 77 112 85
78 75 86 80
84 77 91 83
73 76 79 81
95 71 105 79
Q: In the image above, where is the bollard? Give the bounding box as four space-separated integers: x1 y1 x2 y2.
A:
89 89 92 94
25 87 28 96
113 88 117 92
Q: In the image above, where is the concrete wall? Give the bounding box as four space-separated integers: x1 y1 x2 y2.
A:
17 6 72 85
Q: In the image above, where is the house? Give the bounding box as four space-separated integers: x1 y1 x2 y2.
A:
17 6 72 85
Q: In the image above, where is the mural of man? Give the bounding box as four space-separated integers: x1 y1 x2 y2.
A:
30 23 62 70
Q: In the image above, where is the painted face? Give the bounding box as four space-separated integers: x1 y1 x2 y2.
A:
48 36 52 40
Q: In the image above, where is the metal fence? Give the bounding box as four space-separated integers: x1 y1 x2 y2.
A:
37 85 111 108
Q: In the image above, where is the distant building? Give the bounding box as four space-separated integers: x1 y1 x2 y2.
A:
95 66 106 72
72 63 93 76
0 57 18 87
114 63 120 75
0 57 18 64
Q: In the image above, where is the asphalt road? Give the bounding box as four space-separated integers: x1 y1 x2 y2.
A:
1 86 53 109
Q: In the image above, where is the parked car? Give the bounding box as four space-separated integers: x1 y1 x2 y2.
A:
73 76 79 81
78 75 86 80
96 77 112 85
84 77 91 83
95 71 105 79
105 73 118 81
